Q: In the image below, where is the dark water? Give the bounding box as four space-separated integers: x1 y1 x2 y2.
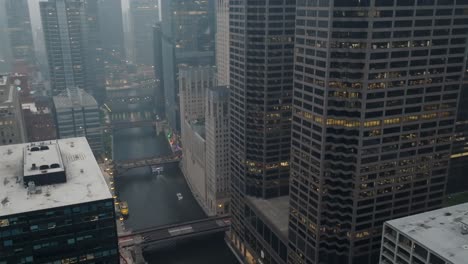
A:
112 126 238 263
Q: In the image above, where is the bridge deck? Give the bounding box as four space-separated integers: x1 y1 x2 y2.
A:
119 216 230 247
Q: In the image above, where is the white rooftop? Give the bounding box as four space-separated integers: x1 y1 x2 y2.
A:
386 203 468 264
0 138 112 217
23 142 64 177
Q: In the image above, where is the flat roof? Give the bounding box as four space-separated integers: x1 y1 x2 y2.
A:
23 142 64 177
0 138 112 217
247 196 289 239
53 88 97 109
386 203 468 264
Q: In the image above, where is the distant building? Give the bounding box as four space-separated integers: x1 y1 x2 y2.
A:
0 138 118 263
40 0 105 104
0 0 35 72
0 74 26 146
205 86 230 215
129 0 158 65
22 100 57 142
53 88 102 154
215 0 229 86
158 0 215 131
98 0 125 59
153 23 165 115
381 203 468 264
179 65 219 215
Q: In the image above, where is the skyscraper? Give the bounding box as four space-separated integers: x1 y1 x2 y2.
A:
129 0 158 65
215 0 229 86
228 1 295 263
288 1 468 264
447 56 468 193
0 0 35 72
40 0 105 103
98 0 125 59
158 0 216 131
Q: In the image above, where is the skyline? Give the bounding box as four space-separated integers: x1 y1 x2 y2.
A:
0 0 467 263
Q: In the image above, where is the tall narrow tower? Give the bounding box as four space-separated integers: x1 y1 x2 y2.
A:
228 1 296 263
40 0 105 103
288 1 468 264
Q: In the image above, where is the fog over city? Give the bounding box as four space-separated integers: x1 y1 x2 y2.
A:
0 1 468 264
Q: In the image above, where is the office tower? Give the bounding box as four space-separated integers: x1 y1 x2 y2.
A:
40 0 105 104
228 0 295 263
129 0 158 65
0 138 119 263
98 0 125 59
215 0 229 85
448 59 468 193
153 23 165 115
205 86 230 215
0 74 26 145
179 65 217 215
380 203 468 264
53 88 103 154
289 1 468 264
0 0 35 72
158 0 215 131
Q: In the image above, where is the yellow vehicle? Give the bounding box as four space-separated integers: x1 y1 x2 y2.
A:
119 201 129 216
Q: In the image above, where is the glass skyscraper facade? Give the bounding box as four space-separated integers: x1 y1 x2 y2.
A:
288 1 468 263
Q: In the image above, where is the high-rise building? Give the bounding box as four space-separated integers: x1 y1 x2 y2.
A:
0 74 26 146
0 0 35 72
288 1 468 264
40 0 105 104
129 0 158 65
98 0 125 59
179 65 217 215
448 58 468 193
215 0 229 86
205 85 230 215
0 138 119 263
380 203 468 264
227 1 295 263
158 0 216 131
53 88 103 154
153 23 165 115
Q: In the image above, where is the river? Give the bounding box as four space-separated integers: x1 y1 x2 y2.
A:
112 126 238 263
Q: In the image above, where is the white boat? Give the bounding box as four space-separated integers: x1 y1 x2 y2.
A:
176 193 183 200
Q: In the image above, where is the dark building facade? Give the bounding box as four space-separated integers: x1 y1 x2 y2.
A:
448 57 468 193
288 1 468 264
1 0 35 72
40 0 105 104
153 23 166 116
98 0 125 59
129 0 158 65
228 1 296 263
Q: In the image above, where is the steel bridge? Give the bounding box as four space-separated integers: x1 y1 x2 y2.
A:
113 154 181 173
102 120 157 131
118 215 230 248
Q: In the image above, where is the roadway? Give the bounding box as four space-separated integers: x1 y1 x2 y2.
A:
118 216 231 248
